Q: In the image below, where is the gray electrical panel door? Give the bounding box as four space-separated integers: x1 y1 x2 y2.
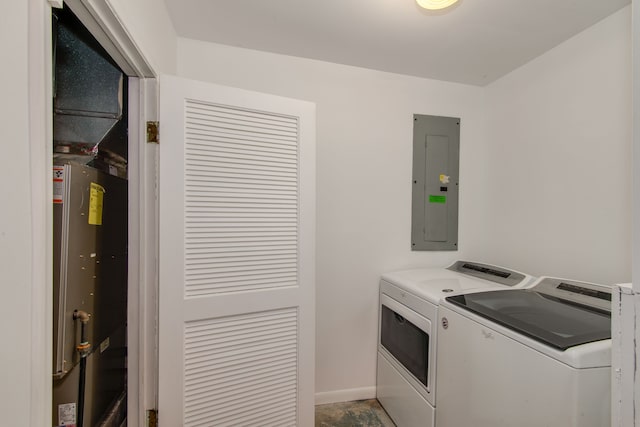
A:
411 114 460 251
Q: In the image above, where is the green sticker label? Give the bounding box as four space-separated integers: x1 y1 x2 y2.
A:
429 195 447 204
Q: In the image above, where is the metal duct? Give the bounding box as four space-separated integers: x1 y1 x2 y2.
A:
53 16 123 163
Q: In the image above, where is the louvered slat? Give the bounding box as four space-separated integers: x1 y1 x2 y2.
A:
184 308 298 427
184 100 299 298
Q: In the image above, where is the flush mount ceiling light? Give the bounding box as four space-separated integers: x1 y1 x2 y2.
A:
416 0 459 10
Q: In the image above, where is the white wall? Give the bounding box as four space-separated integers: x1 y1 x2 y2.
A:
1 0 32 419
108 0 178 74
473 7 632 285
1 1 48 425
177 39 486 398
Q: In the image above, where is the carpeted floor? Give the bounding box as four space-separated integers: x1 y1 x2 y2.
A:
315 399 396 427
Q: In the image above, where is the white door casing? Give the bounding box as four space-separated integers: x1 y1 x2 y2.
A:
158 75 316 426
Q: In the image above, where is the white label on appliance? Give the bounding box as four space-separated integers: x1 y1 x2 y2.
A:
58 402 76 425
100 337 110 353
53 166 65 204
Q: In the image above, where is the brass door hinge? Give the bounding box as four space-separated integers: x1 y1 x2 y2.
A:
147 409 158 427
147 121 159 144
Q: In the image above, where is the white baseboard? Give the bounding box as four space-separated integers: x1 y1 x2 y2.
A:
315 387 377 405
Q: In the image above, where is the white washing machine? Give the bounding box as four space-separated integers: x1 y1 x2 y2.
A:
435 276 612 427
376 261 535 427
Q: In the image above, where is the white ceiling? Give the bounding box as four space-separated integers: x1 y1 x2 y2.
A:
163 0 630 86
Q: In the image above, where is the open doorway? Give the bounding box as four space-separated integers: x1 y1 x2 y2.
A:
52 6 129 426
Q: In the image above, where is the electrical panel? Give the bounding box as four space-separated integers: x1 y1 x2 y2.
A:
411 114 460 251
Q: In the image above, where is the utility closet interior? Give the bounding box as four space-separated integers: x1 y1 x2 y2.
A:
52 6 129 426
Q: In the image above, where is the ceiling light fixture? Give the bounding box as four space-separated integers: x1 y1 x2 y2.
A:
416 0 459 10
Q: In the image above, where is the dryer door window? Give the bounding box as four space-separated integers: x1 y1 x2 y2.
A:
381 304 429 387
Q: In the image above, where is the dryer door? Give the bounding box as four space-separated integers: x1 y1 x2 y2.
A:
379 293 433 398
380 304 430 387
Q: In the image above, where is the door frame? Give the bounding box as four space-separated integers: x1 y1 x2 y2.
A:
29 0 158 425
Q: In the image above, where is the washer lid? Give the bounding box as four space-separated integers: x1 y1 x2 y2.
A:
445 281 611 351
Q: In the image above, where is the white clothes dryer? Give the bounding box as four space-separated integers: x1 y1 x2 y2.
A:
435 276 612 427
376 261 534 427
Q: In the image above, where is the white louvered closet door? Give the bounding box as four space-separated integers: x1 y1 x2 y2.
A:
158 75 316 427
